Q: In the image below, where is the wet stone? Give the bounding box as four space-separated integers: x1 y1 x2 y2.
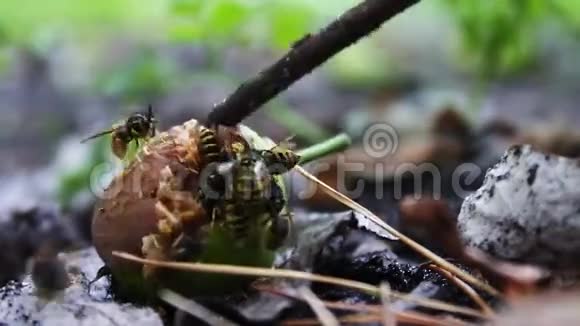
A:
458 145 580 270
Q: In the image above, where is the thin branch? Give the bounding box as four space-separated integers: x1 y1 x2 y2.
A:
206 0 420 126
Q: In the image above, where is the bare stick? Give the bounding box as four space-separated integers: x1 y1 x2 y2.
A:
206 0 420 126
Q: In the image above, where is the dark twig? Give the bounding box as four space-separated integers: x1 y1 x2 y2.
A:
206 0 420 126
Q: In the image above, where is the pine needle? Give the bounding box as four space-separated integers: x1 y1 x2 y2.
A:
256 285 467 326
283 313 466 326
293 165 398 240
298 287 340 326
379 283 397 326
113 251 488 319
427 265 495 317
159 289 239 326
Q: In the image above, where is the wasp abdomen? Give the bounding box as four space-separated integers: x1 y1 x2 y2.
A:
261 147 300 173
222 204 249 240
199 126 222 164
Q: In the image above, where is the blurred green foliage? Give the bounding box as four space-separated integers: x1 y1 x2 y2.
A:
328 40 394 87
170 0 580 79
57 134 141 209
57 136 110 209
0 0 577 210
170 0 399 87
445 0 580 78
170 0 354 48
3 0 578 81
0 0 165 44
95 49 177 103
552 0 580 36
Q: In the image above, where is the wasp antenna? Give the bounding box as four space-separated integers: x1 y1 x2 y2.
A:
147 104 153 120
283 134 296 143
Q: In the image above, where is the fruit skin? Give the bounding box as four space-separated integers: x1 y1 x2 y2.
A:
91 152 167 300
158 224 276 296
91 119 286 299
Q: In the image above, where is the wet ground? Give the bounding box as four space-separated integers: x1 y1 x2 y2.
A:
1 39 580 325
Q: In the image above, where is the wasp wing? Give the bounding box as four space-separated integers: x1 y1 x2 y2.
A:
80 128 116 143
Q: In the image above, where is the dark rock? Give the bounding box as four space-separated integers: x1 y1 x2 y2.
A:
310 218 489 311
0 205 80 286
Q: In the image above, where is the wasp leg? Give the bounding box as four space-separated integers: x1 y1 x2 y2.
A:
88 265 112 294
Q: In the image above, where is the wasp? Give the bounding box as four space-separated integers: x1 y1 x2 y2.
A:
259 144 301 174
81 105 157 159
196 125 227 215
206 147 290 248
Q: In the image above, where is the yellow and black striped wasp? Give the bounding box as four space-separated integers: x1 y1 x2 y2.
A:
195 131 291 249
214 147 289 248
259 143 301 174
81 105 157 159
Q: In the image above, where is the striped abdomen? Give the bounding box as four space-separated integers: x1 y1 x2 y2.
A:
198 126 221 164
261 147 300 174
222 203 252 241
233 156 269 201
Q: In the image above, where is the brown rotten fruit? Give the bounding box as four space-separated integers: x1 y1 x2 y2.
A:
92 119 289 299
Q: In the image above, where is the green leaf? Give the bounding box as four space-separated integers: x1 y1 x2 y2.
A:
444 0 552 78
95 50 174 102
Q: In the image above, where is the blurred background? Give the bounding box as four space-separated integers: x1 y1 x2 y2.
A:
1 0 580 228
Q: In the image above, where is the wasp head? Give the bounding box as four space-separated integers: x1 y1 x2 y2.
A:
127 105 157 138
